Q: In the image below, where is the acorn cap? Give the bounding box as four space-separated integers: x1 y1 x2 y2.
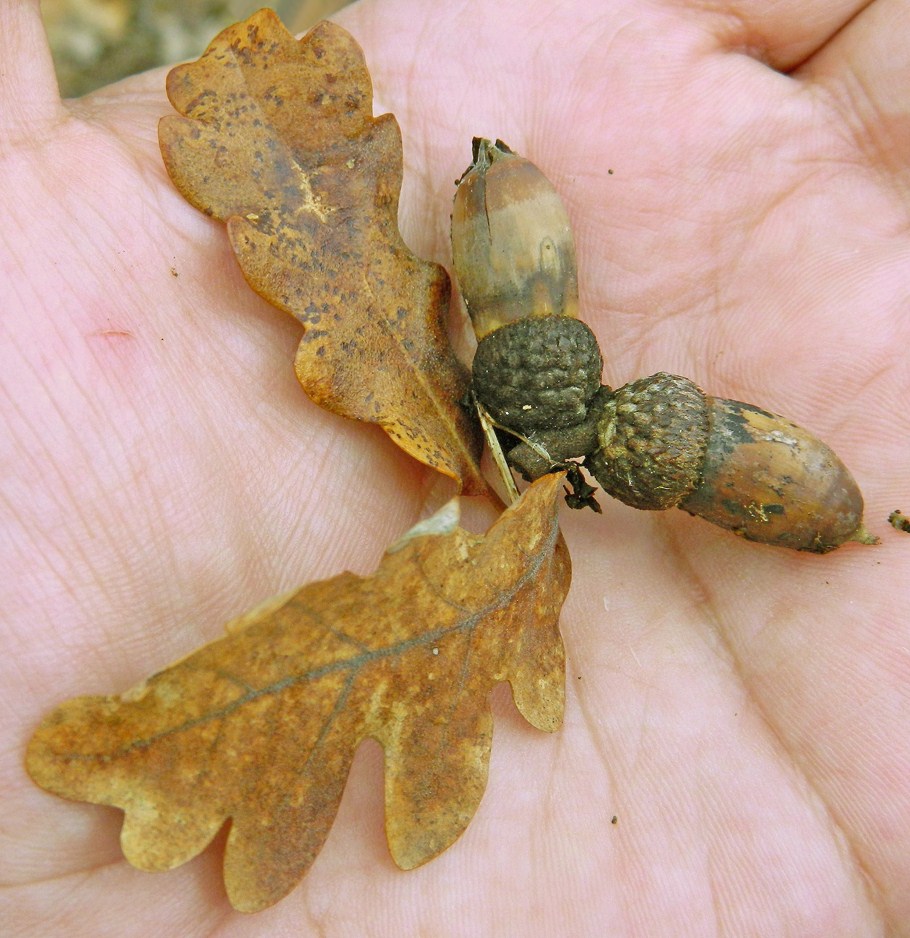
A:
472 317 603 433
587 373 709 510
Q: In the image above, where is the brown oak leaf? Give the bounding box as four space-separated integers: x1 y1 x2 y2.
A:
157 12 485 494
26 474 570 913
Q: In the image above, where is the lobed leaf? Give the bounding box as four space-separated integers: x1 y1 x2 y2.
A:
27 474 570 912
158 11 485 492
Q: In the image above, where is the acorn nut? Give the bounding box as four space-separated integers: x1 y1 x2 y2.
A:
451 138 579 340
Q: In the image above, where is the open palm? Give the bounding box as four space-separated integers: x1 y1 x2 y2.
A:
2 0 908 935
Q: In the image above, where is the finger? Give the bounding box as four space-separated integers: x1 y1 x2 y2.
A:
796 0 910 194
687 0 872 71
0 0 62 133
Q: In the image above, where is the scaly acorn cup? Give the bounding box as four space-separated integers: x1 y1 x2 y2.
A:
453 139 876 551
470 316 603 433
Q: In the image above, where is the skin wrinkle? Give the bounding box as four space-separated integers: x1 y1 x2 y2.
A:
704 842 725 936
80 473 179 637
568 647 659 928
11 871 96 936
594 142 813 368
691 0 878 72
2 389 126 633
16 859 229 938
585 50 863 376
792 4 910 214
711 6 796 68
564 665 626 876
15 241 167 615
831 70 910 209
0 107 66 157
659 522 887 931
1 851 121 899
696 755 782 930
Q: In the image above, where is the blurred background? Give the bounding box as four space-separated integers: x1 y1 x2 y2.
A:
40 0 355 97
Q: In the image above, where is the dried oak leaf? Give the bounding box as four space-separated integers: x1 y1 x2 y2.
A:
26 474 569 913
158 11 485 493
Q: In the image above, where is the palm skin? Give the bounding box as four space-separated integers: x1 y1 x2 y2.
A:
2 0 908 934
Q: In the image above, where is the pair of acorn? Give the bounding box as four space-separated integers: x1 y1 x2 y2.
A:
451 138 876 553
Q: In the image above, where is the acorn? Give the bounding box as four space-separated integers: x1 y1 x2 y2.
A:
453 138 603 437
452 140 877 552
587 374 877 552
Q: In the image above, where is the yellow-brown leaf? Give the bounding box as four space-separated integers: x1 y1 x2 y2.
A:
26 474 569 912
158 11 485 493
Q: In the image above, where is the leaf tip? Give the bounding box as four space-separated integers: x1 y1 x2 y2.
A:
387 498 462 553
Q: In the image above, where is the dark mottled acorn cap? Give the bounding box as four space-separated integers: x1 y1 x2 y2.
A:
471 317 602 433
588 373 709 510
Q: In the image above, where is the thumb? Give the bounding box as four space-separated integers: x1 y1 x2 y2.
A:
0 0 63 137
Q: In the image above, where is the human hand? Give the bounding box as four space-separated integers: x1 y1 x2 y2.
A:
2 0 908 935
